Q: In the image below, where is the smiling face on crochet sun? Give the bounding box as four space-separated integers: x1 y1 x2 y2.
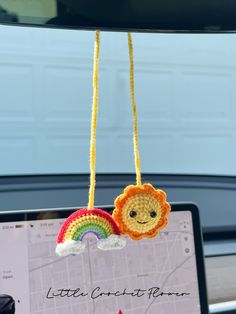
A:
112 183 171 240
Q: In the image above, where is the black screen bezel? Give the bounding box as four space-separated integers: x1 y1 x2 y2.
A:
0 203 209 314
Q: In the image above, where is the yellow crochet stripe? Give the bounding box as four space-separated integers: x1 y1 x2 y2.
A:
128 33 142 186
88 31 100 210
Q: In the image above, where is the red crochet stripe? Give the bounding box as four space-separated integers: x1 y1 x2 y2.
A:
56 208 120 243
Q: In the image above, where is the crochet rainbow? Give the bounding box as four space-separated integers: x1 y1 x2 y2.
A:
56 208 126 256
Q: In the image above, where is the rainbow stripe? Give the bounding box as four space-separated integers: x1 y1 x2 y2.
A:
56 208 125 256
57 208 120 243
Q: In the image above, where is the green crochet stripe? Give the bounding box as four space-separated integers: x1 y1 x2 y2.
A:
72 223 110 241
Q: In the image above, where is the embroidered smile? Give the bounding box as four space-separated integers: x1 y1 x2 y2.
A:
137 220 149 224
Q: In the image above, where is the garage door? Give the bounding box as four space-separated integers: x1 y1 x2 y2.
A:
0 26 235 175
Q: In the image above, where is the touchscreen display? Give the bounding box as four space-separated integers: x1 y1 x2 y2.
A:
0 211 201 314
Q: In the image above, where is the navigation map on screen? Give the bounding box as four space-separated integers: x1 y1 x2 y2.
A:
0 211 201 314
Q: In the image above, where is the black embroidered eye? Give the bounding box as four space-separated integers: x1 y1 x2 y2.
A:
150 211 157 218
129 210 137 218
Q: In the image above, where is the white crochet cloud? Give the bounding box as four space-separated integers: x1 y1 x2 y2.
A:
97 234 127 251
56 239 86 256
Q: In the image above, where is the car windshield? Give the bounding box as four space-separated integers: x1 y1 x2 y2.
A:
0 26 235 176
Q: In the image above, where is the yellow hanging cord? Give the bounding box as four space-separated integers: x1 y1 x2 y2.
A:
88 30 100 210
128 32 142 186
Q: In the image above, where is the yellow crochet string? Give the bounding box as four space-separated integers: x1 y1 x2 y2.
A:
88 30 100 210
128 32 142 186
